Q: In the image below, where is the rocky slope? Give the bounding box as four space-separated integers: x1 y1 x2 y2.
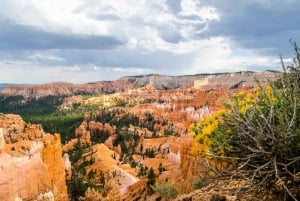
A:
173 179 280 201
0 114 69 201
64 85 227 200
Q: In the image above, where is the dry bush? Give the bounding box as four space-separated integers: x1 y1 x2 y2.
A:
79 188 103 201
190 43 300 200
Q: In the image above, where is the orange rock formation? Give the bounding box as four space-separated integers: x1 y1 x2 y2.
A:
0 114 68 201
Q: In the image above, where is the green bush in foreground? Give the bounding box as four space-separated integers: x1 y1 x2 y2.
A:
152 181 178 201
191 43 300 200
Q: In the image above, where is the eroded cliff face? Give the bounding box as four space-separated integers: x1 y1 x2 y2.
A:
0 114 68 201
42 134 69 200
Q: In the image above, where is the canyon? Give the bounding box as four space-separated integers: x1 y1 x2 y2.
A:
0 71 283 201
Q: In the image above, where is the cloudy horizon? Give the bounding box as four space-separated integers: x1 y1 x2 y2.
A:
0 0 299 84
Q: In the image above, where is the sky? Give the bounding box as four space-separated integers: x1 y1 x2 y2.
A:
0 0 299 84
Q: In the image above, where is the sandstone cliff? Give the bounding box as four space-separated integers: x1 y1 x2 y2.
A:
0 114 68 201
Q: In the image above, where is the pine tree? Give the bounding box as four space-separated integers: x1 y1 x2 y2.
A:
147 167 156 186
99 171 105 188
158 163 164 174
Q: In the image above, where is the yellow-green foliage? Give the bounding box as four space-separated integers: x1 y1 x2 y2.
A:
152 180 179 201
190 78 300 199
189 84 282 160
189 109 231 158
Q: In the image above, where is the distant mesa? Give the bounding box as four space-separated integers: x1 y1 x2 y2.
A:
0 71 278 98
193 71 277 90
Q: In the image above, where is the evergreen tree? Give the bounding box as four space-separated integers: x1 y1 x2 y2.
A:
147 167 156 186
99 171 105 188
158 163 164 174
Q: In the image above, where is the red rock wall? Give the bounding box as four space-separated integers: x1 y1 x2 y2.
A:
0 114 68 201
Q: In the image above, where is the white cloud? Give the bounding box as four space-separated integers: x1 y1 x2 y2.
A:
180 0 219 22
0 0 110 35
56 65 81 72
0 0 219 51
0 58 153 83
185 37 282 75
0 0 294 83
28 52 65 62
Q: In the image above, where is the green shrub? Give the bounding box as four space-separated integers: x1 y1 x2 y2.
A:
191 43 300 200
147 167 156 186
152 181 178 201
193 177 209 189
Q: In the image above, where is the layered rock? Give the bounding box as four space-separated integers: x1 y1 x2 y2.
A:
121 71 277 90
0 114 68 201
193 71 277 90
0 128 4 149
42 134 69 200
0 80 130 98
0 71 278 98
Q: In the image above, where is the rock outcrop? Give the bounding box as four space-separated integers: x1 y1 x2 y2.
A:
42 134 68 200
0 128 4 150
121 179 147 201
0 114 68 201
